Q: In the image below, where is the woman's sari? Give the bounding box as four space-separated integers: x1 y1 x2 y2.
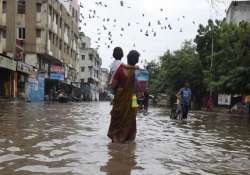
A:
108 66 137 143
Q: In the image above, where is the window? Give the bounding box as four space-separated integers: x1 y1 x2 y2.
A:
59 18 62 28
49 31 52 40
52 33 55 44
55 36 58 46
49 6 52 16
56 14 59 25
17 28 25 39
82 55 85 60
2 1 6 13
2 30 6 38
36 3 42 13
89 54 93 60
59 40 62 50
17 0 25 14
81 67 85 72
36 29 41 38
81 43 86 48
81 79 85 84
64 43 66 53
75 12 78 22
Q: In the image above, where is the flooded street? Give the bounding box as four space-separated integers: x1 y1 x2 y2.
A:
0 101 250 175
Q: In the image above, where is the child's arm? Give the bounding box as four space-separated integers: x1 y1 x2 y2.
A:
123 64 139 70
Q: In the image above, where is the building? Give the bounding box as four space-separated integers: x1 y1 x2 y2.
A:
226 1 250 23
99 68 109 101
79 32 102 101
0 0 80 101
0 54 17 98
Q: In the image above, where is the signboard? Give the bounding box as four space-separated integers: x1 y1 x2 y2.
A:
135 69 149 92
50 73 64 81
28 73 45 102
218 94 231 106
17 61 33 74
50 65 65 73
0 55 16 71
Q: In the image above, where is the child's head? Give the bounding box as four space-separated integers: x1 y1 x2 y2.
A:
113 47 124 60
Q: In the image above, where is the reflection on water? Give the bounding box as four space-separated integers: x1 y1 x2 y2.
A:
100 143 140 175
0 101 250 175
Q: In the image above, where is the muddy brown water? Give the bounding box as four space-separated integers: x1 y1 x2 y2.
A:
0 101 250 175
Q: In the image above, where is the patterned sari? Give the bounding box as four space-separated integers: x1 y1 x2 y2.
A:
108 66 137 143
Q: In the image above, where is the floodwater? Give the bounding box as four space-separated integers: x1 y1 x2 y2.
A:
0 101 250 175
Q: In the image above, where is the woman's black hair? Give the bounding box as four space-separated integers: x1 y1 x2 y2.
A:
127 50 140 65
113 47 124 60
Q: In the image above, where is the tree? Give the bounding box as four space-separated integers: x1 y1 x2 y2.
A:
195 20 250 95
146 41 205 109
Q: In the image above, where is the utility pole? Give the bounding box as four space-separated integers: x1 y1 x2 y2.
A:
11 0 17 98
12 0 17 60
210 24 214 98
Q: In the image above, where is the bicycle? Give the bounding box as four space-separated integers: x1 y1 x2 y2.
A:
170 103 182 120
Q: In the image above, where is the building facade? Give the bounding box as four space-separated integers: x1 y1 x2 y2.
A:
99 68 109 101
226 1 250 23
0 0 80 101
79 32 102 101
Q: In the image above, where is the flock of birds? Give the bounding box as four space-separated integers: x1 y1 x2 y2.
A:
75 0 199 51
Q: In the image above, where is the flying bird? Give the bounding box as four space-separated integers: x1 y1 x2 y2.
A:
120 1 124 6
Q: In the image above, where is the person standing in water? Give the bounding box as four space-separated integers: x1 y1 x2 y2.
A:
177 82 192 119
108 50 140 143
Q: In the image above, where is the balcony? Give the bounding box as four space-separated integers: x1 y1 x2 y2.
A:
0 15 6 29
16 39 25 51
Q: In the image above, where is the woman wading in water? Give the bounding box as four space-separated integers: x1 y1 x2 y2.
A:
108 50 140 143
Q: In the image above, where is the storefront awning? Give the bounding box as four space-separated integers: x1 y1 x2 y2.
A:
0 55 16 71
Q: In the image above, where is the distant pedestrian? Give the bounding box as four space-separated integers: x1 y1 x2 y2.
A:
108 50 140 143
177 82 192 119
206 97 213 111
245 95 250 115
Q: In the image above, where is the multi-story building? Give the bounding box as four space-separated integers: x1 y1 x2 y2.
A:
99 68 109 101
226 1 250 23
0 0 80 101
79 32 102 101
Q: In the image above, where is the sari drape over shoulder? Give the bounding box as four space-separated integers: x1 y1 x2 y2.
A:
108 65 137 143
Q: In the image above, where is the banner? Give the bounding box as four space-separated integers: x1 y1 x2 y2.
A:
218 94 231 106
50 73 64 81
17 61 33 74
28 73 45 102
50 65 65 73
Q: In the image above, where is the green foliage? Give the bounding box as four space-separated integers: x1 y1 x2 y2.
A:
146 20 250 109
146 41 204 109
195 20 250 94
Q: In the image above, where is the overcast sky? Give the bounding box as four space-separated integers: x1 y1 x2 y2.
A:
79 0 231 68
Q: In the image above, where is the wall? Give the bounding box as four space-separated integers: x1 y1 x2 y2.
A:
226 1 250 23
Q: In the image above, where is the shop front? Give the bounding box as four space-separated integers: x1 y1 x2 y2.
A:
45 65 65 100
16 61 33 99
0 55 17 98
